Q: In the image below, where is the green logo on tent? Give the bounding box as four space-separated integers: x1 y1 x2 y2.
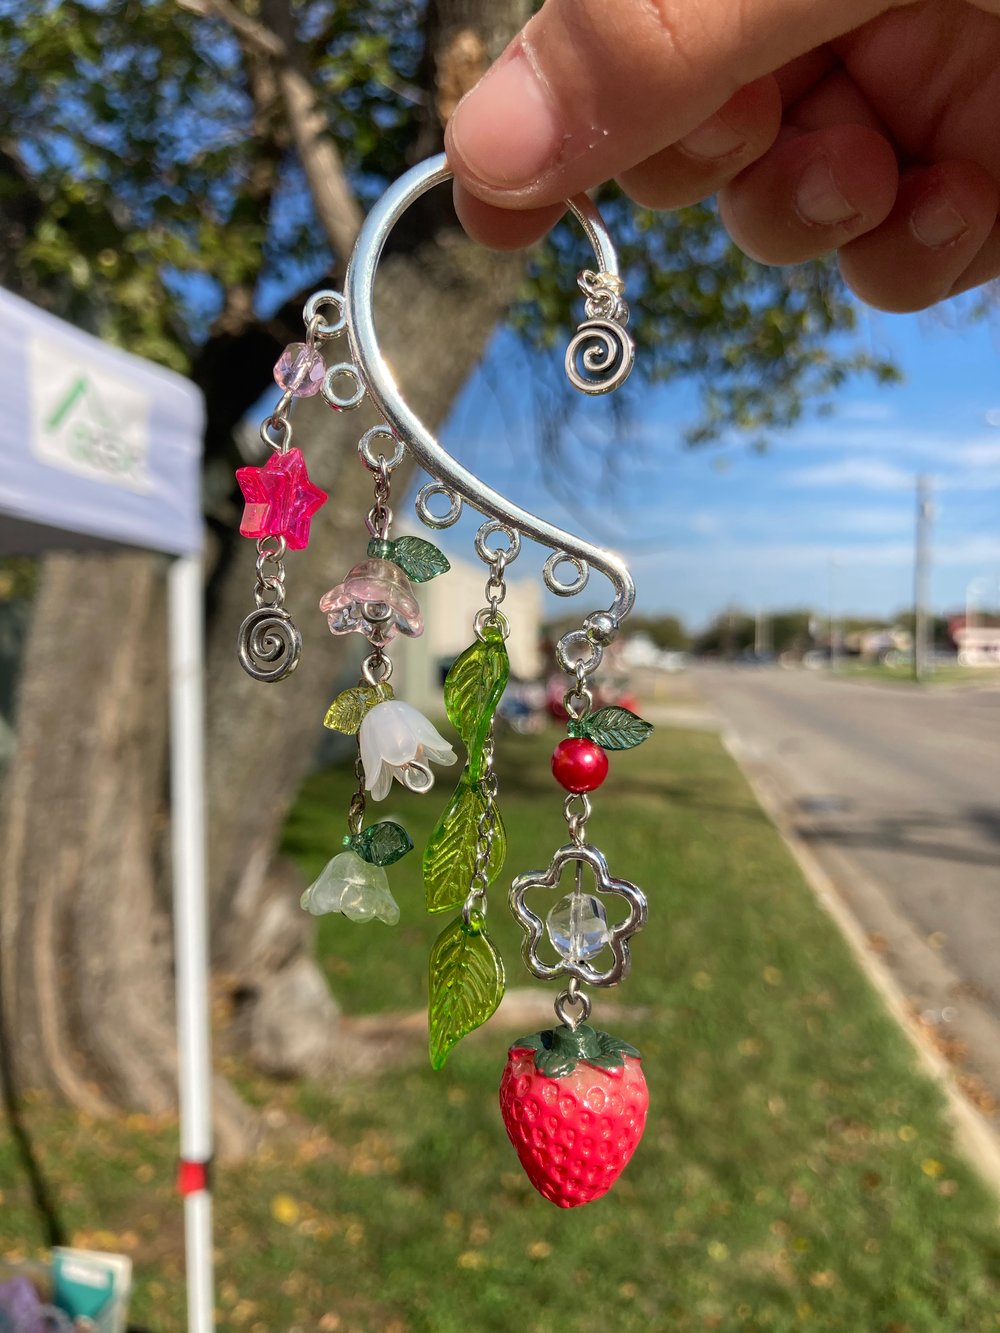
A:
45 375 143 480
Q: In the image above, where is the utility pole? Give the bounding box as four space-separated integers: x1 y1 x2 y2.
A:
754 608 770 659
913 474 933 683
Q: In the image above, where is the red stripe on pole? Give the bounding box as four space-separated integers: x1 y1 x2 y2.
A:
177 1159 211 1196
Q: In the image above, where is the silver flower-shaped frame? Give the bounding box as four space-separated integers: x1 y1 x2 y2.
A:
509 842 648 987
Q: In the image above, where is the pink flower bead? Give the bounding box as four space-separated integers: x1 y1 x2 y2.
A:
319 558 423 643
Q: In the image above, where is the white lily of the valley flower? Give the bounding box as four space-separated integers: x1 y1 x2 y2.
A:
359 699 456 800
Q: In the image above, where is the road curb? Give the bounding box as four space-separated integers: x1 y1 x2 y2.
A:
720 727 1000 1201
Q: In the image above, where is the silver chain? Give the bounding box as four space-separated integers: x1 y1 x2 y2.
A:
473 525 518 641
462 731 499 927
366 453 393 540
563 792 592 846
562 657 594 721
347 751 366 837
254 535 287 608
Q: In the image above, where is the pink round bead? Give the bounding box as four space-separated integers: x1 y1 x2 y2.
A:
274 343 325 397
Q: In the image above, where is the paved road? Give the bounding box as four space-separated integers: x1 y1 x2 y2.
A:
693 666 1000 1107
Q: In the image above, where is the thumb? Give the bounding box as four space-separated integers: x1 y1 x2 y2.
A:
446 0 893 206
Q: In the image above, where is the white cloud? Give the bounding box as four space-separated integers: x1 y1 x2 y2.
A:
688 511 725 537
839 400 897 423
824 508 914 535
951 439 1000 467
783 458 915 490
932 534 1000 566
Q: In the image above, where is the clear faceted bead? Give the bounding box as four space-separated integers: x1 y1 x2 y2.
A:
274 342 325 396
546 892 611 961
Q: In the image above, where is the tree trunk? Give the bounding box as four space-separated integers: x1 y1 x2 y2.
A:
0 552 255 1155
0 553 172 1116
0 0 531 1151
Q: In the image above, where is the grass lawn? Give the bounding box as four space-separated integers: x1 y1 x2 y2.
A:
831 662 1000 688
2 726 999 1332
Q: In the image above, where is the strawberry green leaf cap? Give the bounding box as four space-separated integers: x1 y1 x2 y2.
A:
510 1024 641 1079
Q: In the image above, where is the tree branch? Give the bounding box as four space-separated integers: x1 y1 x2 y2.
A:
176 0 283 59
181 0 364 261
260 0 364 260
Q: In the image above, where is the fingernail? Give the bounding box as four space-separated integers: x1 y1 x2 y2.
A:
795 158 857 227
911 193 968 249
676 114 746 162
449 49 563 190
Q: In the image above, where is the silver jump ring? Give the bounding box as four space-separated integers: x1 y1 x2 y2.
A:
366 504 393 539
473 607 510 642
556 629 603 676
544 552 589 597
322 363 366 411
255 555 287 583
256 535 287 562
414 482 462 529
475 519 520 564
302 289 347 340
359 425 406 472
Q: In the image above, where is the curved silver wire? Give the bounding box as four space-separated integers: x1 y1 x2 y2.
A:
344 153 636 627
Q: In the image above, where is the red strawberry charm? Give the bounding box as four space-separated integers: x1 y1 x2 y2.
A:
499 1023 648 1208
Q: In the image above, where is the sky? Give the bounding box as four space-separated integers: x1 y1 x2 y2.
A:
429 304 1000 632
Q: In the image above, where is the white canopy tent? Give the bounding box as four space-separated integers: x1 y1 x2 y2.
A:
0 286 215 1333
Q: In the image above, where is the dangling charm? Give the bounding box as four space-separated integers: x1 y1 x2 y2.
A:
499 635 655 1205
499 1014 649 1209
301 751 413 925
423 522 517 1068
241 153 655 1203
312 417 453 924
234 303 335 681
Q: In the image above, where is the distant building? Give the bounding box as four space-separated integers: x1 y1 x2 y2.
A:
954 624 1000 666
392 552 543 714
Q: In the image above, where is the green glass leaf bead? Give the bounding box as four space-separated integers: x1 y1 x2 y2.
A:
423 772 507 914
443 633 509 777
323 682 393 734
352 820 414 867
428 916 505 1069
570 705 654 751
382 535 451 583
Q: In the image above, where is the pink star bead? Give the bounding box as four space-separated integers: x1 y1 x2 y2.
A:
236 448 327 550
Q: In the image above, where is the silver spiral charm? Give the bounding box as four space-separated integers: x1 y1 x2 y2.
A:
565 319 635 395
237 607 302 682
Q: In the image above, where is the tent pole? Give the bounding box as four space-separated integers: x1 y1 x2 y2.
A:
167 553 215 1333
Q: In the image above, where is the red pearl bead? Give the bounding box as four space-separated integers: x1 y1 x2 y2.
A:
551 738 609 793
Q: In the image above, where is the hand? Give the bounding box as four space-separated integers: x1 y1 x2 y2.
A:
445 0 1000 312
